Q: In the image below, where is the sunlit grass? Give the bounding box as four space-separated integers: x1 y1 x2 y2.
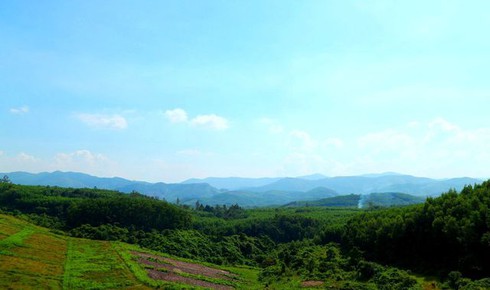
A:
0 215 65 289
0 227 34 254
63 238 149 289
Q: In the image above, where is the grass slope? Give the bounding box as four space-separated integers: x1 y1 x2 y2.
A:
0 213 263 289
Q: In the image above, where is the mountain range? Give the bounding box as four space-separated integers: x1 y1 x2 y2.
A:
1 171 483 207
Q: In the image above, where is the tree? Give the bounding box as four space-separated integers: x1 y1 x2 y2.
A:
1 175 11 184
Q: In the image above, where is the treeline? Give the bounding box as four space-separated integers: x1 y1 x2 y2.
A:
193 202 249 219
343 181 490 279
0 182 191 231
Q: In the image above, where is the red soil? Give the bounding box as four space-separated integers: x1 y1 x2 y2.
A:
132 251 238 289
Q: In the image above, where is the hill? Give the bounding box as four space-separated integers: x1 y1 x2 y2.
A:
0 213 259 289
2 181 488 288
285 192 425 208
248 174 482 196
186 187 338 207
1 171 482 207
284 194 361 207
182 176 282 190
2 171 220 203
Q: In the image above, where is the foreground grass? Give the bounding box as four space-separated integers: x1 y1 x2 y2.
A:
0 214 148 289
0 215 65 289
63 239 148 289
0 214 262 289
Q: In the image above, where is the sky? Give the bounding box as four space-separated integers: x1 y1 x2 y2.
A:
1 0 490 182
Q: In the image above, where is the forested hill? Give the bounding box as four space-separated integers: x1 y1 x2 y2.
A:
0 182 191 231
3 171 483 204
343 181 490 279
1 178 489 288
284 192 425 208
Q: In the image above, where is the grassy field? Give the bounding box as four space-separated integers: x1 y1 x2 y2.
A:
0 213 267 289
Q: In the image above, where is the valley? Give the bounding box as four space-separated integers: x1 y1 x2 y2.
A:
1 177 489 289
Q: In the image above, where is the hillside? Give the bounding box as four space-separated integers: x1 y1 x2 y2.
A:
0 213 259 289
285 192 426 208
186 187 338 207
182 176 282 191
1 171 482 207
1 171 220 203
2 181 490 288
284 194 361 207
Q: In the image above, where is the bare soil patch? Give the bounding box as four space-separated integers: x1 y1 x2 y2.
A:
301 280 324 287
147 269 233 290
132 251 238 289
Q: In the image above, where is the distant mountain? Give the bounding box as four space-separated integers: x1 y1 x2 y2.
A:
3 171 139 188
2 171 219 203
184 187 339 207
297 173 328 180
182 177 282 190
1 171 482 208
360 172 403 177
285 192 425 208
181 174 328 190
247 174 482 196
117 182 219 202
245 177 318 192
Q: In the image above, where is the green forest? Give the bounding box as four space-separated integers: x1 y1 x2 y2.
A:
1 177 489 289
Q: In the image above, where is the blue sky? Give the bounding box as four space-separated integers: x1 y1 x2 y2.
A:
1 0 490 182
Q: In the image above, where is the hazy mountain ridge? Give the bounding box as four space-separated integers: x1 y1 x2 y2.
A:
1 171 482 207
246 174 482 196
2 171 220 202
182 176 283 190
184 187 339 207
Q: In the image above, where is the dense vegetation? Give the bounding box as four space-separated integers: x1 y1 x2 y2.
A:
343 182 490 279
1 176 490 289
0 181 191 231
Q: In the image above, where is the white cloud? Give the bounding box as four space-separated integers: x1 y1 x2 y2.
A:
55 150 108 166
164 108 188 123
0 150 120 179
52 150 119 177
9 106 29 114
358 129 414 152
164 108 229 130
190 114 229 130
259 118 284 134
351 118 490 178
280 152 326 177
428 117 458 133
323 138 344 148
77 113 127 129
176 149 215 158
16 152 38 162
0 151 42 173
289 130 318 151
